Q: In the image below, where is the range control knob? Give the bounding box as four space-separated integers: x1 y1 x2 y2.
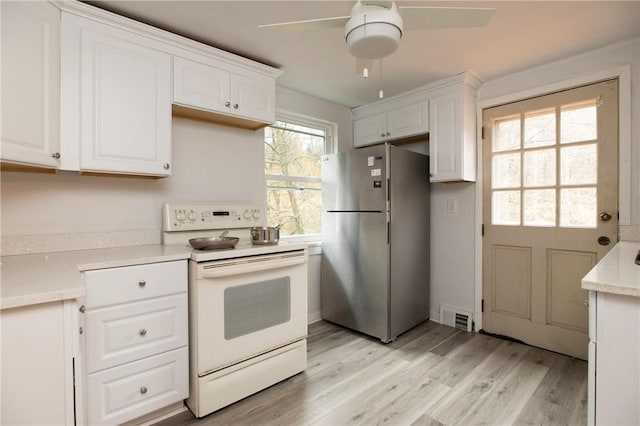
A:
252 210 261 221
243 210 252 220
176 211 186 221
188 210 198 221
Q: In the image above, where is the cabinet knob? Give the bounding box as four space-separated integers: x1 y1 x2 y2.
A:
140 386 148 394
386 132 390 136
79 305 86 313
225 101 231 107
381 133 386 138
79 327 84 335
139 328 147 336
233 103 239 109
51 152 61 159
163 163 170 170
138 280 146 287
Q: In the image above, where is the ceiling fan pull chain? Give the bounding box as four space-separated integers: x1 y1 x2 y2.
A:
379 58 384 99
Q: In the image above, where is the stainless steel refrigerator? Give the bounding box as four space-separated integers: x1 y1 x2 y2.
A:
321 143 430 342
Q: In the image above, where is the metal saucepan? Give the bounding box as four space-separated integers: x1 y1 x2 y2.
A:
189 231 239 250
250 225 280 245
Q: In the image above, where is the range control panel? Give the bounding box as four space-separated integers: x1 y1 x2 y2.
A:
163 203 263 231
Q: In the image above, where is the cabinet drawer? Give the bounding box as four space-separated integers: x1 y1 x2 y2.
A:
84 261 186 308
86 347 188 426
85 293 188 373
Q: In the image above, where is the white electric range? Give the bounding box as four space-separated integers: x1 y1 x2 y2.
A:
162 203 308 418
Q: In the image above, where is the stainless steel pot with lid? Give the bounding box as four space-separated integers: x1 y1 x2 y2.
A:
250 225 280 245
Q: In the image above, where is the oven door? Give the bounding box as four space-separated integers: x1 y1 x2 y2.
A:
190 250 308 376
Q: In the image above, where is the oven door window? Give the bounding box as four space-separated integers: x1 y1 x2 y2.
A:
223 277 291 340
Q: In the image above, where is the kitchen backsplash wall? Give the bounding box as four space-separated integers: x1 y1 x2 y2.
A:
1 118 265 254
0 87 353 255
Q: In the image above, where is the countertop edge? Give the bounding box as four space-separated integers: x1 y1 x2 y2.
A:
77 252 191 271
1 288 86 310
582 281 640 298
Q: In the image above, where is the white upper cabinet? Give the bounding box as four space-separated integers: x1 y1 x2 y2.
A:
428 73 480 182
60 13 172 177
173 56 276 130
353 99 429 147
1 1 60 169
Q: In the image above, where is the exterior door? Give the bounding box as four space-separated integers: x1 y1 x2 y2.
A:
482 79 618 360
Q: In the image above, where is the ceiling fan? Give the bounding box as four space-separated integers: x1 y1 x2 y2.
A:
259 1 495 61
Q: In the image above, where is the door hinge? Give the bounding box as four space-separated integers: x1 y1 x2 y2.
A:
481 299 485 313
481 126 485 140
481 224 484 236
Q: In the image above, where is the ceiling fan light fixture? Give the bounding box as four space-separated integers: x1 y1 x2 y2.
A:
346 22 401 59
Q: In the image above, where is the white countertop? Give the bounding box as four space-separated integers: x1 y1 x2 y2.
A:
582 241 640 297
1 244 191 310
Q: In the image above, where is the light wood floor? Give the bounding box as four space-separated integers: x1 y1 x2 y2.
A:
157 320 588 426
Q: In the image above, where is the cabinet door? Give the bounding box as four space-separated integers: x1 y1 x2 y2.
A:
429 90 476 182
230 72 276 124
429 92 463 182
353 113 387 147
173 56 231 114
1 302 75 425
61 15 172 176
386 101 429 141
1 1 60 168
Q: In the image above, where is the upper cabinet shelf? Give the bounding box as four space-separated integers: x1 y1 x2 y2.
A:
352 72 481 183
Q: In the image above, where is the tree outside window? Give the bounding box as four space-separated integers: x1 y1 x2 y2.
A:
264 115 334 239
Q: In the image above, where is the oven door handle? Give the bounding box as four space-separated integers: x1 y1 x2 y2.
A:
198 254 307 279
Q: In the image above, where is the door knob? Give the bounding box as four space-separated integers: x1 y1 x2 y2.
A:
599 212 612 222
597 236 611 246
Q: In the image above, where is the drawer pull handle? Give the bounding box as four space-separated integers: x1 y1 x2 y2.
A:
139 328 147 336
138 280 146 287
140 386 148 394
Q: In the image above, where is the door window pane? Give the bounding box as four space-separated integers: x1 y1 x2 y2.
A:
561 102 597 143
524 109 555 148
524 189 556 226
493 191 521 225
493 117 520 152
492 153 521 189
561 144 597 185
524 149 556 187
560 188 597 228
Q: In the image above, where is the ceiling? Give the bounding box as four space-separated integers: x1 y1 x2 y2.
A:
87 1 640 108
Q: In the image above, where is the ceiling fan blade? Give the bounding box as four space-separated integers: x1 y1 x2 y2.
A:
258 15 350 31
355 58 374 77
400 6 495 29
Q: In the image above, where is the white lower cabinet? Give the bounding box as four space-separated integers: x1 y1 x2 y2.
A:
81 260 188 425
588 290 640 425
1 300 77 425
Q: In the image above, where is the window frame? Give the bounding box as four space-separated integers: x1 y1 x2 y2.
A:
264 110 337 244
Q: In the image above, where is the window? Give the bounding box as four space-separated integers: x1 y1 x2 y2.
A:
490 100 599 228
264 112 335 240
